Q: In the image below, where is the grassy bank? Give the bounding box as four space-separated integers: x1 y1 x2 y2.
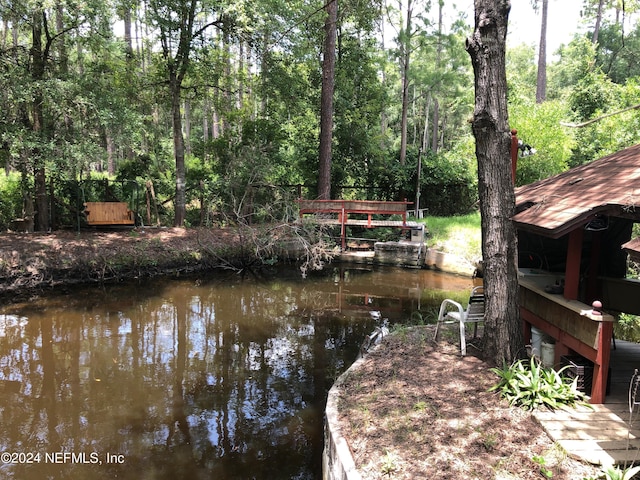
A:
422 212 481 259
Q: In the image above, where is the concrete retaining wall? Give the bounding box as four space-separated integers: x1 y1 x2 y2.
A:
323 356 366 480
373 241 423 267
323 327 388 480
423 248 477 277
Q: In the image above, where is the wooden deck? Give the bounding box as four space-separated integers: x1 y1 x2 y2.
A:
534 339 640 466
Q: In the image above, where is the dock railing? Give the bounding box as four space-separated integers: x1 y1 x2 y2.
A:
297 199 414 249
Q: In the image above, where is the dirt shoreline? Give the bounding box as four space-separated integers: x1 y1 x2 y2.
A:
0 227 248 301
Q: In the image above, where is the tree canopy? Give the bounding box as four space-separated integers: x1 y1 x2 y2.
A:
1 0 640 230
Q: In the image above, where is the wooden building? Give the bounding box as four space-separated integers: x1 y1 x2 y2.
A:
514 143 640 403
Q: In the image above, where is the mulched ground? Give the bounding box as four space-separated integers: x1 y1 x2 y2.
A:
334 326 603 480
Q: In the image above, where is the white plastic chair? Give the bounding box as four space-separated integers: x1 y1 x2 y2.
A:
434 286 485 355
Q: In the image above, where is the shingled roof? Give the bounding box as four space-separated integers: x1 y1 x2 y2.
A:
513 143 640 239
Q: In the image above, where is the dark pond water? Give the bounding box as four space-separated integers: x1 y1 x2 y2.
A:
0 265 473 480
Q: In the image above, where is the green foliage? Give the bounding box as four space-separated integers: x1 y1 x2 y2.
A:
333 35 388 192
595 463 640 480
614 313 640 343
370 153 415 201
116 155 154 181
595 22 640 84
380 450 399 477
0 172 23 229
4 0 640 231
489 357 590 411
507 44 538 104
509 100 574 185
418 146 478 216
546 35 640 167
569 71 616 121
532 455 554 478
568 77 640 166
550 37 599 97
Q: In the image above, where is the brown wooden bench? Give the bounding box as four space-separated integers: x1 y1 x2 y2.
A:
84 202 135 226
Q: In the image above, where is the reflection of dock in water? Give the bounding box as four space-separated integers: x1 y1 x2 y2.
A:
298 267 477 323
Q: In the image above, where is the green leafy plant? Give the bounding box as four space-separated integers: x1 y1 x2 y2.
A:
532 455 554 478
489 357 590 410
595 463 640 480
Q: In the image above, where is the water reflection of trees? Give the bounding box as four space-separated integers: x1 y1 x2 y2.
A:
0 272 386 479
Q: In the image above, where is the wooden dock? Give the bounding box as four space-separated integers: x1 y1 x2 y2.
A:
534 339 640 466
297 199 423 250
310 217 422 229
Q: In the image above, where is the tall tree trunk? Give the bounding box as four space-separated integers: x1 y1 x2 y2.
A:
431 98 439 153
203 92 210 143
238 41 244 109
466 0 522 365
212 108 220 139
379 10 388 150
136 6 145 69
411 85 417 145
422 93 430 151
261 31 269 114
222 25 231 134
1 18 7 49
535 0 548 103
399 0 413 166
122 0 134 59
106 127 115 175
592 0 605 44
431 0 444 152
152 0 221 226
184 99 191 157
170 73 187 227
318 0 337 200
55 1 68 74
31 5 49 232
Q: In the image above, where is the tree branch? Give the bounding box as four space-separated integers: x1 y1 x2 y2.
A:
560 103 640 128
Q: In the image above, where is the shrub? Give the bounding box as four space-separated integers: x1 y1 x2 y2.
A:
489 357 590 411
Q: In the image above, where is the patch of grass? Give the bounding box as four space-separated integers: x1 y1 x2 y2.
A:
480 432 498 452
423 212 481 260
413 400 428 411
380 450 400 477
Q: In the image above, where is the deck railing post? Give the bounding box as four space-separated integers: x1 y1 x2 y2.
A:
340 204 346 250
